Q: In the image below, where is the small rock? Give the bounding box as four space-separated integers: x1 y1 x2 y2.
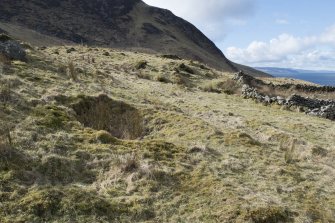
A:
66 47 76 53
0 40 26 61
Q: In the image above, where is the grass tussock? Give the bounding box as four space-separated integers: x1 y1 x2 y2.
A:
202 79 240 94
224 132 262 146
0 83 12 107
284 139 297 164
33 105 72 130
154 73 170 83
67 61 78 81
0 54 11 75
178 63 194 74
118 153 140 173
244 206 292 223
0 123 12 146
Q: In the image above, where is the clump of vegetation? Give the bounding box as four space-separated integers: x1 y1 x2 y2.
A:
284 139 297 164
95 130 119 144
135 60 148 69
0 34 12 42
161 54 181 60
245 206 292 223
135 70 151 80
220 79 240 94
311 145 328 157
201 80 223 93
33 105 72 130
190 61 209 70
224 132 261 146
38 155 94 184
0 83 12 106
155 73 170 83
0 54 12 75
304 202 334 223
170 72 189 86
56 63 67 76
67 61 78 81
118 153 139 173
66 47 76 53
178 63 194 74
201 79 240 94
0 122 13 146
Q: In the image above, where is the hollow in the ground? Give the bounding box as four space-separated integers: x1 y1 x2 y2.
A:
72 95 144 140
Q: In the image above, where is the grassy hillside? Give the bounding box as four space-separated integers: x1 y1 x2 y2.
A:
0 45 334 222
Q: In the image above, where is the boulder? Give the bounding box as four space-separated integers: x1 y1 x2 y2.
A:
308 104 335 120
0 35 26 61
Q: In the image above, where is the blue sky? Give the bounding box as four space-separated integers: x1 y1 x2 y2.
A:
143 0 335 70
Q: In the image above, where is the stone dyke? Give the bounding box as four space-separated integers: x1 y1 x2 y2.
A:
234 72 335 121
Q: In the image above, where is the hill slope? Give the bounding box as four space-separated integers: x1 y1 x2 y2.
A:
0 0 269 77
0 40 334 222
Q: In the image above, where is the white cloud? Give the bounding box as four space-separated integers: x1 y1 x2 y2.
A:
275 19 289 25
226 25 335 69
320 25 335 44
143 0 255 41
143 0 254 22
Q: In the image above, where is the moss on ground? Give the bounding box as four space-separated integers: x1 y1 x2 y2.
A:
32 105 73 130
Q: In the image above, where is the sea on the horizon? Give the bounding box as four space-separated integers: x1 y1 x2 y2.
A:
274 73 335 86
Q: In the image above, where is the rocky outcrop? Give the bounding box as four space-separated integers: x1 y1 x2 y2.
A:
0 35 26 61
236 72 335 121
286 94 333 109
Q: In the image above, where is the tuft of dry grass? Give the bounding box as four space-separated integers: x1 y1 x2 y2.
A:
0 125 12 146
154 73 170 83
135 70 151 80
67 61 78 81
201 79 241 94
119 153 139 173
178 63 194 74
0 83 12 106
0 54 11 75
284 139 297 164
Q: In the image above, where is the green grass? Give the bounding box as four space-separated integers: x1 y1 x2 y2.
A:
0 45 334 222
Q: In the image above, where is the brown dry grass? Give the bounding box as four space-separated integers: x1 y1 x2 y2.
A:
0 83 11 106
0 54 11 75
1 45 333 222
202 78 241 94
67 61 78 81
